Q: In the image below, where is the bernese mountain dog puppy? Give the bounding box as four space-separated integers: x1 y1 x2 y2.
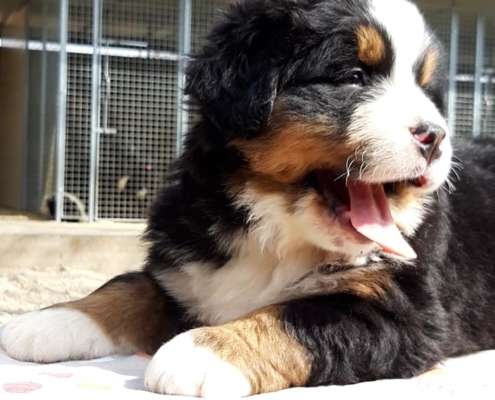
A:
3 0 495 397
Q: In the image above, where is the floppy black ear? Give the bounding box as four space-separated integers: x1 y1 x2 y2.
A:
185 2 291 140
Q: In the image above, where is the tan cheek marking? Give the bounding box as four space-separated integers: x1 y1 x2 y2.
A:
356 25 385 66
228 171 299 198
230 122 351 183
420 48 438 87
192 306 311 395
55 277 176 355
389 188 428 237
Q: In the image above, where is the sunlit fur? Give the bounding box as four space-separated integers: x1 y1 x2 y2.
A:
4 0 495 396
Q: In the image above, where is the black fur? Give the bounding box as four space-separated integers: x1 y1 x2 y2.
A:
6 1 495 393
145 0 437 269
281 138 495 384
141 0 495 389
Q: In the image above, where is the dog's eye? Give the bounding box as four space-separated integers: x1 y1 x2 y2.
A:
345 69 365 86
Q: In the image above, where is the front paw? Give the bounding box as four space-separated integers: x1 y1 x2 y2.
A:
144 329 252 398
145 307 310 397
1 308 116 363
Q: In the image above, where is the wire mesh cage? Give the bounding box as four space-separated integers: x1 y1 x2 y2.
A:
58 0 495 222
456 12 495 137
62 0 182 221
63 0 92 220
455 13 477 137
420 5 495 138
96 0 179 220
481 15 495 136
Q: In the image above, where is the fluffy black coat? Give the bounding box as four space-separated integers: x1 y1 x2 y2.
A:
141 0 495 386
5 0 494 394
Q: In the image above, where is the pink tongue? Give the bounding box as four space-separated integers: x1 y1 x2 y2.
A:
348 181 417 259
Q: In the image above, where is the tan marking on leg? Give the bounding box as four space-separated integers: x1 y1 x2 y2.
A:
356 25 385 67
55 274 179 354
192 306 311 395
420 48 438 87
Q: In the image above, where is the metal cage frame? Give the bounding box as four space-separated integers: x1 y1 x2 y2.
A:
6 0 487 222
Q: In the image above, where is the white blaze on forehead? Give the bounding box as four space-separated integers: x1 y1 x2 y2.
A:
370 0 430 80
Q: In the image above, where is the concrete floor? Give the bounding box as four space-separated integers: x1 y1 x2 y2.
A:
0 216 146 324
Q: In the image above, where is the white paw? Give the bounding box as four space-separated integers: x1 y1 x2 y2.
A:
1 308 116 363
144 330 251 398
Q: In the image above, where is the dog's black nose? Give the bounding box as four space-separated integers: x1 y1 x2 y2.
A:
410 122 446 164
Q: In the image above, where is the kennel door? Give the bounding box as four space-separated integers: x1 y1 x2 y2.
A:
94 0 180 221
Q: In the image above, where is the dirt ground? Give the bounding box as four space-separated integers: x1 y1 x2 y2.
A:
0 265 114 325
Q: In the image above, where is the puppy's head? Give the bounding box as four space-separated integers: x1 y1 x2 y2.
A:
186 0 452 261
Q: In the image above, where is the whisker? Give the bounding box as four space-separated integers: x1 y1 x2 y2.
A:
334 171 348 181
345 159 356 187
358 150 368 179
371 165 379 180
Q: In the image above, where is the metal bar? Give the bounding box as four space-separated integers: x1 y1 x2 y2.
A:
448 11 458 136
175 0 192 157
20 3 30 210
454 74 495 84
473 14 485 137
0 39 180 60
100 218 147 223
55 0 69 222
38 0 48 211
89 0 102 221
100 40 115 136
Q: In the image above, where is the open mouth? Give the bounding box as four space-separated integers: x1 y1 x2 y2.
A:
310 170 423 259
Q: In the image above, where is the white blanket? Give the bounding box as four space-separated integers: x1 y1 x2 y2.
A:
1 327 494 399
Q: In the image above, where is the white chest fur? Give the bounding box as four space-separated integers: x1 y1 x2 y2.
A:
155 243 331 325
155 241 375 326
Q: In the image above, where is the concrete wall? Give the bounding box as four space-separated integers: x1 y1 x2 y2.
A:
0 7 27 210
